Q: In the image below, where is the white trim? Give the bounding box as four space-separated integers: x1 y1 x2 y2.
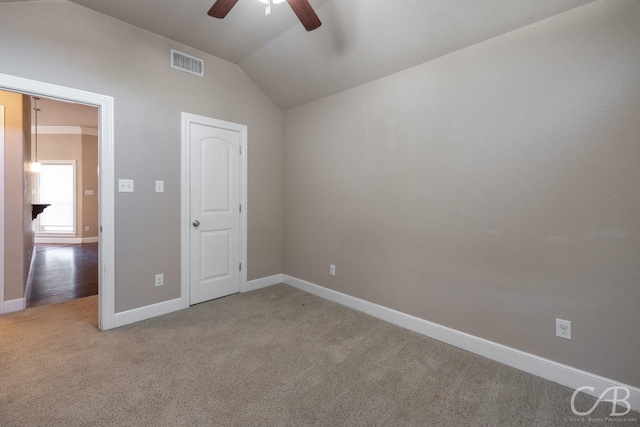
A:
180 112 248 309
240 126 248 293
113 297 183 328
0 105 4 314
282 275 640 412
4 298 26 313
246 274 283 291
0 72 116 331
34 236 99 244
32 126 98 136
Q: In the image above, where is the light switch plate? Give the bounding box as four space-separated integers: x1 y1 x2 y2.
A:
118 179 134 192
155 180 164 193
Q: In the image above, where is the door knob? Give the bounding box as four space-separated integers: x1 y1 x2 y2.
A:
192 220 200 227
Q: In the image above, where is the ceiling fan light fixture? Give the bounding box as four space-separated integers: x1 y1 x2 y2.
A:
209 0 321 31
258 0 286 17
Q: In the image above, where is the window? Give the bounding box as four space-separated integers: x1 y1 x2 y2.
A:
36 161 76 235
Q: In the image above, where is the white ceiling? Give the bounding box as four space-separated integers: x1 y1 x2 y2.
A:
57 0 593 110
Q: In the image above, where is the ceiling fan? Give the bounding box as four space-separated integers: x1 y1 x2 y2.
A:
208 0 322 31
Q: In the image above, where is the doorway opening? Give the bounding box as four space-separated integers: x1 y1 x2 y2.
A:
0 73 115 330
25 97 99 308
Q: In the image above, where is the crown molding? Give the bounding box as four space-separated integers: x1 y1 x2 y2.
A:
32 126 98 136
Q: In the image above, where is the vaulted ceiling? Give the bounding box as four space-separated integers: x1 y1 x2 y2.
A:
60 0 593 110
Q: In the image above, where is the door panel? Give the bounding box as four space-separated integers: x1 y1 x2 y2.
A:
202 140 230 211
200 230 230 280
190 123 241 305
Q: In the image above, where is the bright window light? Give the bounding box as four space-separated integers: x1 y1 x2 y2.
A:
37 162 76 234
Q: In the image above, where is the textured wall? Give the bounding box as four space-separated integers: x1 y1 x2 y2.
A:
0 2 283 312
283 0 640 386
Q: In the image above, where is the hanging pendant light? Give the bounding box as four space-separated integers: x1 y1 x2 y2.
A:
31 97 41 173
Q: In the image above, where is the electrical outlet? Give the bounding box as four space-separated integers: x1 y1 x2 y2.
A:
556 318 571 340
155 274 164 287
329 264 336 276
84 226 90 232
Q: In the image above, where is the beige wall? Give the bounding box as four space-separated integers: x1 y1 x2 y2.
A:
283 0 640 387
1 90 32 301
0 2 283 312
82 134 99 239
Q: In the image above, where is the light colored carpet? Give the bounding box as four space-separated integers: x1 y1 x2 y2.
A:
0 284 636 426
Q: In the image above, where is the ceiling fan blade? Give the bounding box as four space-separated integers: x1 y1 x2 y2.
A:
286 0 322 31
208 0 240 19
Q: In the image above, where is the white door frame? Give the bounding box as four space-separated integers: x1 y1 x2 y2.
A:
0 73 115 330
0 105 4 314
180 112 248 308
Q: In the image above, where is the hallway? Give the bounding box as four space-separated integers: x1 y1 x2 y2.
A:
26 243 98 308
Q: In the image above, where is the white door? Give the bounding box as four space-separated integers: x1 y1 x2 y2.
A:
189 120 243 305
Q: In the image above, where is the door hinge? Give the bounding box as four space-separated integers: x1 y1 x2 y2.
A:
240 146 242 155
239 263 242 271
239 204 242 213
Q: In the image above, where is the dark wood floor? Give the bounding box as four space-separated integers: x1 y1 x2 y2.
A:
26 243 98 308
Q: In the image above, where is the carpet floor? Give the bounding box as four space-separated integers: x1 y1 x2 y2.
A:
0 284 636 426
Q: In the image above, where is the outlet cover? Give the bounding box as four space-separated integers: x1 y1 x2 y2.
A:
556 318 571 340
330 264 336 276
155 273 164 287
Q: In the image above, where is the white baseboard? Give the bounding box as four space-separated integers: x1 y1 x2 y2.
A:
34 236 99 244
4 298 26 313
113 297 183 328
282 275 640 412
246 274 283 292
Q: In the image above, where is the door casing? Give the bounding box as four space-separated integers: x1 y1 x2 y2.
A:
0 105 5 313
0 72 115 329
180 112 248 308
